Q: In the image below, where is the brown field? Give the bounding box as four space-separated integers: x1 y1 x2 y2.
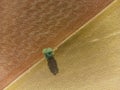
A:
5 1 120 89
0 0 113 89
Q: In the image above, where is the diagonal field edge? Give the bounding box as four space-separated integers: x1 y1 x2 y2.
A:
4 0 117 89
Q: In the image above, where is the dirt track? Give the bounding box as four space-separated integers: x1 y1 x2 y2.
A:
0 0 113 89
5 1 120 90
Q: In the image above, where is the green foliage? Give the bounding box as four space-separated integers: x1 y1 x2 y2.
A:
42 48 54 59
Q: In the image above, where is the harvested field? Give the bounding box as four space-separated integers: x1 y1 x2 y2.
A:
0 0 113 89
5 0 120 90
